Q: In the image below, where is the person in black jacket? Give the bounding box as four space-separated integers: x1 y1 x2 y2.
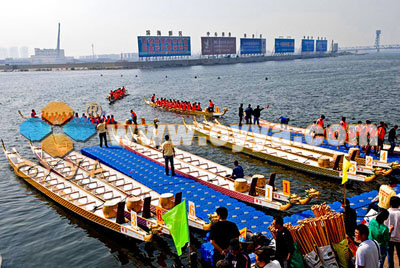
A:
238 104 244 126
253 105 264 126
272 215 294 268
341 198 357 239
209 207 240 266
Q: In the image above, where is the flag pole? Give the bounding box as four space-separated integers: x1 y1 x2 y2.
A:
187 203 192 268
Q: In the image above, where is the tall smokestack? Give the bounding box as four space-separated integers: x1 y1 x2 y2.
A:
57 23 61 56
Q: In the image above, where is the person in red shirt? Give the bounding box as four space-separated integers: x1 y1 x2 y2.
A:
156 98 160 105
314 115 325 137
197 102 202 111
151 94 155 103
208 99 214 112
376 121 386 155
340 117 348 149
31 109 37 118
130 110 137 124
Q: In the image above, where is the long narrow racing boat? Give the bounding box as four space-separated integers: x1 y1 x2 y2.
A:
184 118 392 182
2 141 152 242
144 97 228 118
211 118 397 172
259 119 400 156
112 129 320 211
30 142 209 231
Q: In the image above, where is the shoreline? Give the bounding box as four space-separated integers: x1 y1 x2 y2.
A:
0 52 348 72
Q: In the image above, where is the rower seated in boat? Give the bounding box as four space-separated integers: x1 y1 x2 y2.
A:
31 109 38 118
151 94 156 103
227 160 244 179
208 99 214 112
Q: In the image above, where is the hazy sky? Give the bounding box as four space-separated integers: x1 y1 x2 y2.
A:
1 0 399 56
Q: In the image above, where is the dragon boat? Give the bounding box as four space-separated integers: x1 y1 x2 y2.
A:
29 142 209 232
259 119 400 156
183 118 396 182
144 97 228 118
2 141 152 242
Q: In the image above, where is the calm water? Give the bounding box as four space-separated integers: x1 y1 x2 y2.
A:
1 52 400 267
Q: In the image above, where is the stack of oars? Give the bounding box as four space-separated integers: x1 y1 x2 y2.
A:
285 223 316 256
320 212 346 244
311 203 331 217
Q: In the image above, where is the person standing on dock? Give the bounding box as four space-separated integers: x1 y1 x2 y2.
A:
341 198 357 239
355 224 380 268
385 196 400 268
378 177 398 210
130 110 137 125
96 120 108 148
375 122 386 155
162 135 175 176
253 105 264 127
209 207 240 266
238 104 244 126
369 209 391 268
388 125 398 155
272 215 294 268
245 104 253 125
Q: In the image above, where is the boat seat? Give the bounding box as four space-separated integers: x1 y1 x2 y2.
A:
189 159 200 164
187 170 199 175
54 186 71 192
179 166 190 171
215 170 226 174
218 183 229 187
198 174 209 178
128 187 141 192
61 191 78 197
116 182 132 188
70 195 87 202
88 185 105 191
137 191 151 197
79 201 96 207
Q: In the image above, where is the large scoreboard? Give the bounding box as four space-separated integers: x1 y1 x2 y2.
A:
301 39 315 52
138 36 191 57
316 40 328 52
240 38 266 55
201 37 236 55
275 38 295 53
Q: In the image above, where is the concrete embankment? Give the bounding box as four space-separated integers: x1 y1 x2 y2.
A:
0 53 344 72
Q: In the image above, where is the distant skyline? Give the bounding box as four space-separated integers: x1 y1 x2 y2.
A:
1 0 399 57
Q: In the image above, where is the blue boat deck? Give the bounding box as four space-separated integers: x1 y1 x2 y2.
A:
81 146 275 233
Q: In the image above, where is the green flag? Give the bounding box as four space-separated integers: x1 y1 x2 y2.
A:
162 201 189 256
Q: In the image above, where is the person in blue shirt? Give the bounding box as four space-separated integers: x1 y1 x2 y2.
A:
229 160 244 179
279 116 290 124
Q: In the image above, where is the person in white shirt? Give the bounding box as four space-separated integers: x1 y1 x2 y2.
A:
385 196 400 268
254 246 281 268
355 224 380 268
